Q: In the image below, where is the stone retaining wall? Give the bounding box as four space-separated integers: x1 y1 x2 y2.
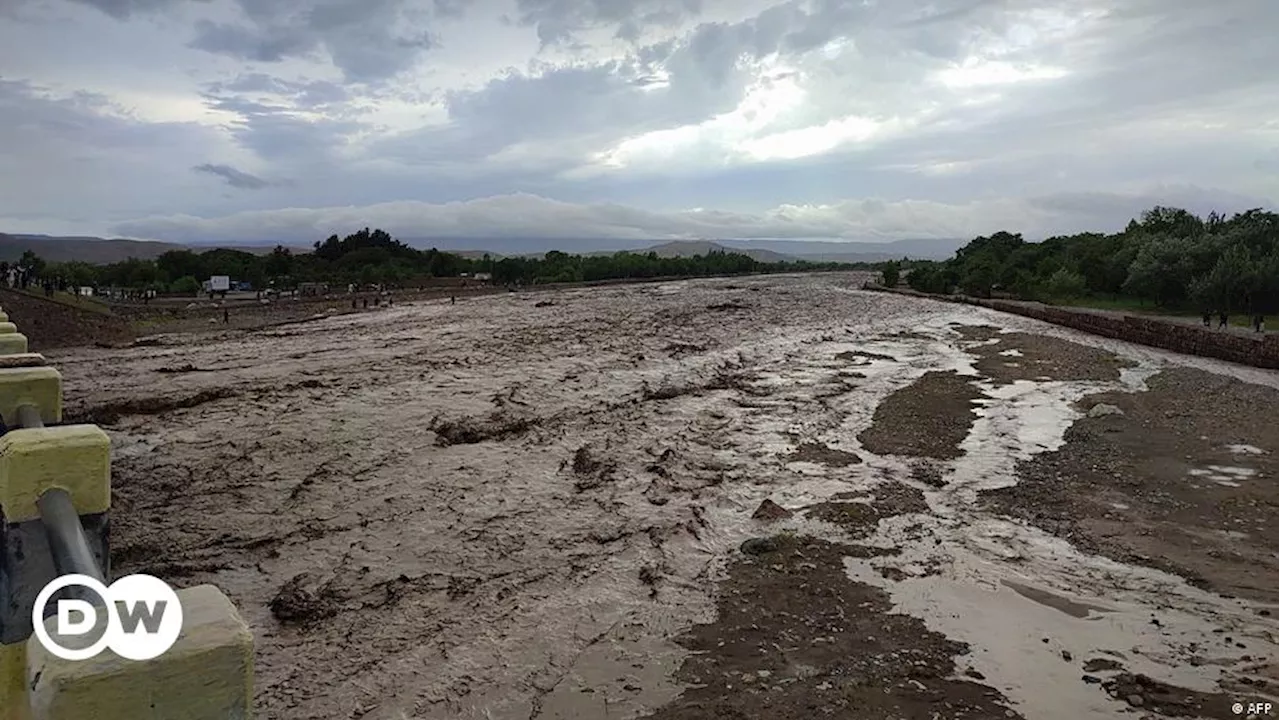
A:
868 285 1278 369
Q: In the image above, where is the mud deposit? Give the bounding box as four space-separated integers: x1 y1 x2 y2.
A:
958 326 1137 385
857 371 983 459
985 367 1280 605
46 273 1278 720
644 537 1019 720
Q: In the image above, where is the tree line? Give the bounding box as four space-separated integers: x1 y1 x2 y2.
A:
28 228 869 295
890 206 1278 315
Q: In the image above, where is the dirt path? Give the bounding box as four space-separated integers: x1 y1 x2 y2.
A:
46 274 1278 720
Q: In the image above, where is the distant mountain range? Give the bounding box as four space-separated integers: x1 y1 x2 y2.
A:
399 236 963 262
0 234 310 263
715 237 963 263
0 232 963 265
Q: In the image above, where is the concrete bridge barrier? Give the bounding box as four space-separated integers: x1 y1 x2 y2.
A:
0 306 255 719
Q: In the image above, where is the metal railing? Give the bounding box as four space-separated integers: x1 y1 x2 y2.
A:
0 311 253 720
12 404 105 593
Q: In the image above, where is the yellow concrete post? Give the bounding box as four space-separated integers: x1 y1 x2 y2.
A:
1 643 29 720
0 319 33 718
0 426 109 720
0 367 60 427
0 355 46 370
0 325 90 716
0 335 28 356
0 425 111 523
25 585 255 720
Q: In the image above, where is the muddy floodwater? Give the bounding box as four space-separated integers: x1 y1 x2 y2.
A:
49 273 1278 720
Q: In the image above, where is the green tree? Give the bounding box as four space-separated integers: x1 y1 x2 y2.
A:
1122 237 1197 307
1043 267 1087 300
170 275 201 295
157 250 206 282
1199 244 1253 313
958 256 999 298
880 260 901 287
19 250 46 278
265 246 293 278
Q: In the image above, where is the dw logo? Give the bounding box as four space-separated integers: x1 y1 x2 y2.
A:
32 574 184 661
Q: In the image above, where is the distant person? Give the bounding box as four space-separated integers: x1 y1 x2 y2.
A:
223 308 229 324
1254 314 1264 333
1218 312 1228 329
1201 310 1211 327
352 297 358 309
362 297 368 309
451 295 456 305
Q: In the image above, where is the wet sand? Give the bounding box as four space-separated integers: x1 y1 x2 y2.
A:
46 273 1278 720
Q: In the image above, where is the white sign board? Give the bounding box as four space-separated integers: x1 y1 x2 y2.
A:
209 276 231 292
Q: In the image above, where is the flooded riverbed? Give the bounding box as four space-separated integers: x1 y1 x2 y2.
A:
48 273 1278 720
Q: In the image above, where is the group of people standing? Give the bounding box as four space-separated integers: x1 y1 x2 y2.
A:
2 262 42 291
1202 310 1267 333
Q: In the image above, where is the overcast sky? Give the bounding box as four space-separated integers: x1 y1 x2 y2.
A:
1 0 1275 246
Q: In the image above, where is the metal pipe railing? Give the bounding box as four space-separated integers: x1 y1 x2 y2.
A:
35 488 105 588
16 403 43 430
17 403 107 604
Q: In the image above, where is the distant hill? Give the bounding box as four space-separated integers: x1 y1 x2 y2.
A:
401 237 655 256
401 236 960 261
0 234 308 263
0 234 183 263
638 240 796 263
717 238 963 262
449 249 504 260
1 231 959 265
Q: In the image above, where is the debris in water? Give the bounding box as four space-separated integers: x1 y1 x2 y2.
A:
429 411 536 446
751 499 793 522
1087 403 1125 418
783 441 862 467
740 536 783 556
568 444 617 492
270 573 338 623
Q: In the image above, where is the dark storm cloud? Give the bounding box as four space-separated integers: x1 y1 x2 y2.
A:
432 0 467 20
370 4 837 166
371 0 1033 172
2 0 1275 244
184 0 438 82
0 78 240 226
513 0 704 46
0 78 200 150
65 0 205 20
188 20 319 62
203 93 366 162
192 163 270 189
